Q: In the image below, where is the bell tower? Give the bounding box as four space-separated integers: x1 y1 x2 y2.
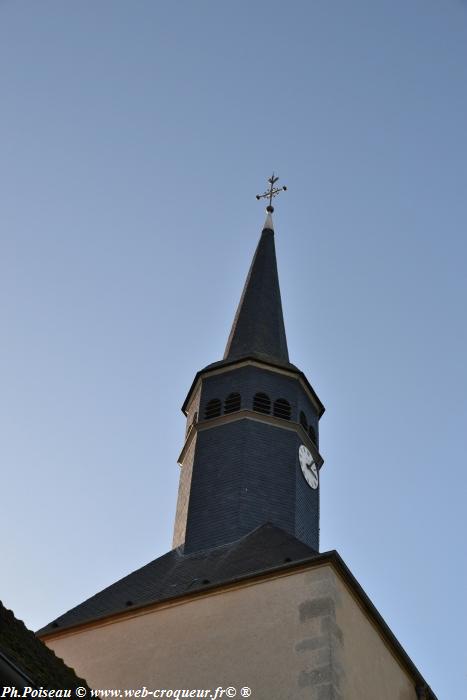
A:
173 177 324 554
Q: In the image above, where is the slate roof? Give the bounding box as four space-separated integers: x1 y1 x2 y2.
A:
223 222 289 365
0 601 89 689
38 524 318 636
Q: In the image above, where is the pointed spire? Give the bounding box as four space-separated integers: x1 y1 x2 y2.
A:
223 213 289 364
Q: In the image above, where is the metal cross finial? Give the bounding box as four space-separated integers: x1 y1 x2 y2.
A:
256 173 287 213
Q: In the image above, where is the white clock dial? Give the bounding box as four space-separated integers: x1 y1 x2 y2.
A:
298 444 319 489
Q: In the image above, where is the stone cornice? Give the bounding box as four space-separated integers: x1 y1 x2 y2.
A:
176 409 323 469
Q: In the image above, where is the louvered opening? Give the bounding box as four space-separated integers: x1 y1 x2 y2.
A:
204 399 221 420
273 398 291 420
224 392 241 414
253 392 271 414
309 425 317 445
299 411 308 431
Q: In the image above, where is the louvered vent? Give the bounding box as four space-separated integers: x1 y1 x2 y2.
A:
253 392 271 414
224 392 241 414
309 425 317 445
204 399 221 420
273 398 291 420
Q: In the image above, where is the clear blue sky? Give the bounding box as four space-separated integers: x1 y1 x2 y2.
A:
1 2 466 696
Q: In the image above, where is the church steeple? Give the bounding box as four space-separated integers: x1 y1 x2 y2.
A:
224 212 289 365
173 181 324 555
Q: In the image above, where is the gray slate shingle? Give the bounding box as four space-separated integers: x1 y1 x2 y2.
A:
38 524 318 635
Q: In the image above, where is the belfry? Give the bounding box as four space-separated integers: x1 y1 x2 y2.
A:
38 179 436 700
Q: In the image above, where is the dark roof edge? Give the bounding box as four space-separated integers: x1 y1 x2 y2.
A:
181 356 325 417
37 549 436 698
0 648 36 688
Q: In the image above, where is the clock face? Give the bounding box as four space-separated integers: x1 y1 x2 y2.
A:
298 444 319 489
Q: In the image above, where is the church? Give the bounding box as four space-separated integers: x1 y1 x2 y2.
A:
37 178 436 699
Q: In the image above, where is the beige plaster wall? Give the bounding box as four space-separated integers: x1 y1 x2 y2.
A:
333 573 417 700
46 564 418 700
